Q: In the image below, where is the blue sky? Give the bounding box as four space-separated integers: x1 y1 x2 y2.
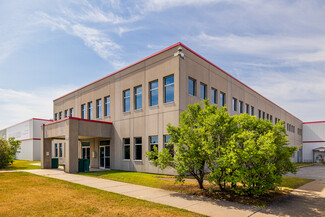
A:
1 0 325 129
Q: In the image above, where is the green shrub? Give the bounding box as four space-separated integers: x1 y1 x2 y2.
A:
0 137 21 169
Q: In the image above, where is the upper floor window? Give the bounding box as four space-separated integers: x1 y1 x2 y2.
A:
251 106 254 116
134 86 142 110
188 77 196 96
232 98 237 111
270 115 273 123
59 112 62 120
88 102 93 120
69 108 74 117
245 104 249 114
96 99 102 119
64 110 68 118
149 80 158 106
104 96 110 116
239 101 243 114
164 75 174 103
262 111 265 120
54 113 58 121
220 92 226 107
81 104 86 119
200 83 207 99
123 89 130 112
258 110 262 119
266 113 269 120
211 88 217 104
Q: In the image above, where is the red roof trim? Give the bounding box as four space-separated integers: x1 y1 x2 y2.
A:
20 138 41 142
1 118 52 130
53 42 301 121
303 141 325 143
303 121 325 124
43 117 112 126
53 42 182 101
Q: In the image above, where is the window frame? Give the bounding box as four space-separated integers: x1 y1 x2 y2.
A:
81 104 86 119
64 109 68 118
232 98 237 112
245 104 249 114
59 143 63 158
123 138 130 160
188 77 196 96
239 101 243 114
251 106 254 116
104 96 110 117
200 83 207 100
59 112 62 120
134 137 142 161
69 108 74 117
211 88 217 104
149 80 158 106
96 99 102 119
123 89 131 112
164 135 174 157
88 102 93 120
164 75 174 103
220 92 226 107
134 85 142 110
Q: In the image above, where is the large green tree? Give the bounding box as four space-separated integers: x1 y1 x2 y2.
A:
0 137 21 169
146 100 297 195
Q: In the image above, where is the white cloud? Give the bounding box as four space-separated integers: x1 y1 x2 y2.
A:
192 33 325 63
0 86 76 129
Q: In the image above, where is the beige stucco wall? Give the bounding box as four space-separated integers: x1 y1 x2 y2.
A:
50 44 303 174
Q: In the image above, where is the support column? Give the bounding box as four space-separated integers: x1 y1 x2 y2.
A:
41 125 52 169
65 119 79 173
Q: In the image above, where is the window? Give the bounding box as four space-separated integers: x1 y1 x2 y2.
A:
59 112 62 120
262 112 265 119
59 143 63 157
258 110 261 119
239 101 243 113
245 104 249 114
275 118 278 124
54 113 58 121
134 137 142 160
164 75 174 103
251 106 254 116
267 113 269 120
149 80 158 106
149 136 158 160
134 86 142 110
211 88 217 104
164 135 174 157
69 108 74 117
104 96 110 116
54 143 58 157
81 104 86 119
200 83 207 99
270 115 273 122
220 92 226 106
64 110 68 118
123 89 130 112
96 99 102 118
88 102 93 120
123 138 130 160
188 78 196 96
232 98 237 111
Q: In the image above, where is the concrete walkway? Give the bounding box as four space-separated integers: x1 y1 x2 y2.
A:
11 169 325 217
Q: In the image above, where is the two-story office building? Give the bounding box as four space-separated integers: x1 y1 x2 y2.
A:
41 42 303 173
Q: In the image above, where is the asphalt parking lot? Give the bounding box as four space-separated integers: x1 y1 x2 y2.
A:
288 165 325 180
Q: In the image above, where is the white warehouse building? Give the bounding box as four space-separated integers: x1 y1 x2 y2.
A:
0 118 52 161
303 121 325 163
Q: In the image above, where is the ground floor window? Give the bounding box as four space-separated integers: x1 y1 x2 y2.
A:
59 143 63 157
123 138 130 160
54 143 58 157
164 135 174 157
100 141 110 169
134 137 142 160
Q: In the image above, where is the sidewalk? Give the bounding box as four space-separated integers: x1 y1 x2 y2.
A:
25 169 262 217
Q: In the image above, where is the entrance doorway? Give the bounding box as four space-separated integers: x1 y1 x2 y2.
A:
99 140 110 169
82 142 90 160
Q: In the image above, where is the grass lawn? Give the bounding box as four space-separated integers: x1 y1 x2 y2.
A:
0 172 202 217
82 170 313 207
0 160 41 170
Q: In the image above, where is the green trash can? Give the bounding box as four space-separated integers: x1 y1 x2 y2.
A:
84 159 90 172
78 159 84 172
52 158 58 169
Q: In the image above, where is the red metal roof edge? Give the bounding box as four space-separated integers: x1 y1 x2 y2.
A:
303 141 325 143
1 118 52 130
303 121 325 124
53 42 182 102
53 41 301 122
43 117 112 126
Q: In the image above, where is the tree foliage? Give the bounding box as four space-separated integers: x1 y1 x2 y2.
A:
0 137 21 169
146 100 297 195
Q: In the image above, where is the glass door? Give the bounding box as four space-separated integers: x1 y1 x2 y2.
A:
99 141 110 169
82 147 90 160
